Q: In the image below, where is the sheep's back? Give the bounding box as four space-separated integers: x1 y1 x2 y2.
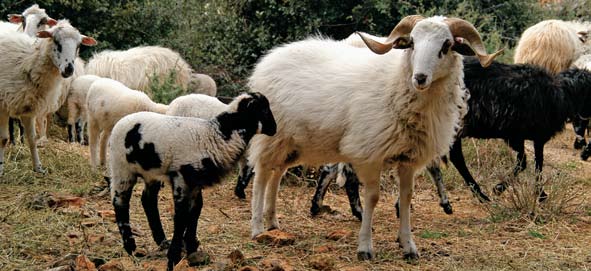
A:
166 94 227 118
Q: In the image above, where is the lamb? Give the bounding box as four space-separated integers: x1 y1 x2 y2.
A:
65 75 102 144
166 94 255 199
514 19 584 75
0 20 95 175
86 78 168 168
7 4 57 37
247 15 501 260
109 92 276 270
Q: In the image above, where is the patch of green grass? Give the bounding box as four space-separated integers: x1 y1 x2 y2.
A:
419 230 448 239
527 230 546 239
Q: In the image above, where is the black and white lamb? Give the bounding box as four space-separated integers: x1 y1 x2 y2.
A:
109 92 276 270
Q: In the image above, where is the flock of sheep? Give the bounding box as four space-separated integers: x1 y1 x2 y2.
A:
1 4 591 270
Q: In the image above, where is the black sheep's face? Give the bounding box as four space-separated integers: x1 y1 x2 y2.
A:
240 92 277 136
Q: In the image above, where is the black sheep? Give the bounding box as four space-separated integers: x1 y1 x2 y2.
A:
312 59 591 219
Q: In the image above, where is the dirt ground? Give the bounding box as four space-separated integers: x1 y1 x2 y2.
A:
0 124 589 271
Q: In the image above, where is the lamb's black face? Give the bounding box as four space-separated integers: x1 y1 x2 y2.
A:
239 92 277 136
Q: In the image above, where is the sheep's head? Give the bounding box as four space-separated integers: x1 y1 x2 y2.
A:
36 20 97 78
358 15 503 92
236 92 277 137
7 4 57 37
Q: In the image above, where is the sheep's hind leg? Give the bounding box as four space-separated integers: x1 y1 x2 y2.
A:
427 160 452 214
251 165 275 238
352 163 381 260
142 180 167 248
99 128 112 167
0 114 10 175
581 142 591 161
21 116 45 173
167 180 191 271
533 140 548 202
573 117 588 149
112 176 138 255
263 166 287 230
88 119 100 167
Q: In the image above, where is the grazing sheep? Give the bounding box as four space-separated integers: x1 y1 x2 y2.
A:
188 73 217 97
247 15 501 260
86 78 168 168
86 46 193 96
65 75 102 144
514 19 584 75
0 20 96 174
109 92 276 270
166 94 255 199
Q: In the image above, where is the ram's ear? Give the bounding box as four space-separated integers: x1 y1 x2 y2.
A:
8 14 23 24
36 30 53 39
81 35 98 46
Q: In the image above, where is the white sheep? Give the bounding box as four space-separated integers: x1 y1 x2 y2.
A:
64 74 102 144
0 20 96 174
247 15 501 260
108 92 276 270
86 78 169 168
514 19 584 75
7 4 57 37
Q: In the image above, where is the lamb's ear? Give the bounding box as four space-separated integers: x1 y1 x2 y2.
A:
47 17 58 27
81 35 97 46
8 14 23 24
36 30 53 39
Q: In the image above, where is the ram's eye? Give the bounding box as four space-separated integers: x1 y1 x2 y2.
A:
439 39 452 58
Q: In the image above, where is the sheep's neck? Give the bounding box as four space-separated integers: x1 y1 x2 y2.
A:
26 39 61 97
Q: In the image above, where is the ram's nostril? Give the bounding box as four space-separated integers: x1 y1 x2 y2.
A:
415 74 428 85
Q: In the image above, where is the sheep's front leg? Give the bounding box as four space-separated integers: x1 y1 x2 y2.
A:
263 166 286 231
251 165 274 238
352 163 381 260
311 164 338 216
0 113 9 175
234 158 254 199
184 188 203 257
398 165 419 260
167 180 190 271
21 116 44 173
112 176 138 255
142 180 167 247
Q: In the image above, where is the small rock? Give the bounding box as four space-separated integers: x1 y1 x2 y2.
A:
228 249 244 265
260 258 293 271
326 229 351 241
187 250 210 266
255 229 296 246
74 255 96 271
309 255 334 271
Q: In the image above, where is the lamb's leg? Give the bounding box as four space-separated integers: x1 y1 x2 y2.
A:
88 118 100 167
167 180 190 271
142 180 167 247
582 141 591 161
99 128 112 167
449 139 490 202
351 162 381 260
397 165 419 260
263 166 287 230
75 121 84 143
573 117 588 149
67 102 78 143
112 176 138 255
234 157 254 199
251 165 276 238
0 114 9 175
342 163 363 221
21 116 44 173
184 188 203 260
310 163 338 217
533 140 548 202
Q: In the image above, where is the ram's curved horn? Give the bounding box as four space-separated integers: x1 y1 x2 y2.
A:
358 15 424 55
444 18 504 67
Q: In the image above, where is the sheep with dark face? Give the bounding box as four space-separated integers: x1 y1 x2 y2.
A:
247 15 501 260
109 92 276 270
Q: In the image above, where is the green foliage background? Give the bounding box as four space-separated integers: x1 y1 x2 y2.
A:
2 0 590 96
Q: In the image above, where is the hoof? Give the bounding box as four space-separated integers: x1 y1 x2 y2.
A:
492 183 507 196
574 138 586 150
441 202 453 215
351 209 363 221
403 251 420 261
581 149 591 161
357 251 373 261
34 166 47 174
158 239 172 250
234 187 246 200
123 238 136 255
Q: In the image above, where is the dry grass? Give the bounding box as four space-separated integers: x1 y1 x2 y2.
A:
0 123 590 271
